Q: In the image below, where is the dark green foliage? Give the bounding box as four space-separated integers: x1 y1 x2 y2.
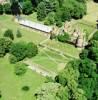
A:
10 42 27 61
79 49 88 59
56 20 62 27
11 1 21 15
16 30 22 38
22 86 30 91
92 31 98 41
9 55 17 64
44 12 55 25
4 29 14 40
10 42 38 62
57 32 70 42
61 6 71 22
26 42 38 58
0 4 3 15
79 59 96 78
22 1 33 15
3 3 11 14
14 63 27 76
0 38 12 57
0 91 2 98
37 2 46 21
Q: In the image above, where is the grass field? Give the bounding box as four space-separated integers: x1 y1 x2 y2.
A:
32 48 70 72
42 40 80 58
0 15 46 44
0 55 45 100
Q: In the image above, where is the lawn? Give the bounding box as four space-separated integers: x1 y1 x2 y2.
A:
0 55 45 100
32 48 70 72
0 15 46 45
42 40 80 58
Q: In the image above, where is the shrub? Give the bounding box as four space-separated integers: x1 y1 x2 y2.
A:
0 4 3 15
44 12 55 25
0 38 12 57
37 2 46 21
57 32 70 42
9 55 17 64
10 42 27 61
14 63 27 76
22 86 30 91
16 30 22 38
22 1 33 15
3 3 11 14
10 42 38 61
92 31 98 41
26 42 38 58
0 91 2 98
4 29 14 40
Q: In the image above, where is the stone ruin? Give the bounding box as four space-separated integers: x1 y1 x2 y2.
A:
63 22 86 48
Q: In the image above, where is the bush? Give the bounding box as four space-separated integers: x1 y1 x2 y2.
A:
0 4 3 15
0 91 2 98
44 12 55 25
10 42 38 61
57 32 70 42
0 38 12 57
9 55 17 64
10 42 27 61
3 3 11 14
14 63 27 76
22 86 30 91
22 1 33 15
16 30 22 38
37 2 46 21
92 31 98 41
26 42 38 58
4 29 14 40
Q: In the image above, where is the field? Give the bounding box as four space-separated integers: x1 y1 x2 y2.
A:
0 55 45 100
0 15 46 44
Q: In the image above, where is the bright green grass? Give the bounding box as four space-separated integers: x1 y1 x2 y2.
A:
32 48 69 72
43 40 80 58
0 55 45 100
0 15 46 44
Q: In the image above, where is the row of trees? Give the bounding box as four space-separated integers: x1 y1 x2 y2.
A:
35 31 98 100
37 0 87 26
0 0 87 27
0 0 33 15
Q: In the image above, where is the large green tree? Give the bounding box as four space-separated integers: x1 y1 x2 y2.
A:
22 1 33 15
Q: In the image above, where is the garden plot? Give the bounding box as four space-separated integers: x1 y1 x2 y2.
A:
32 48 70 72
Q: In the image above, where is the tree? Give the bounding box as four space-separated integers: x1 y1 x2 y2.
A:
44 12 55 25
10 42 38 61
14 62 27 76
37 2 46 21
92 31 98 41
26 42 38 58
4 29 14 40
3 3 11 14
79 49 88 59
11 1 21 15
0 4 3 15
22 1 33 15
10 42 27 61
0 38 12 57
16 30 22 38
57 32 70 42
